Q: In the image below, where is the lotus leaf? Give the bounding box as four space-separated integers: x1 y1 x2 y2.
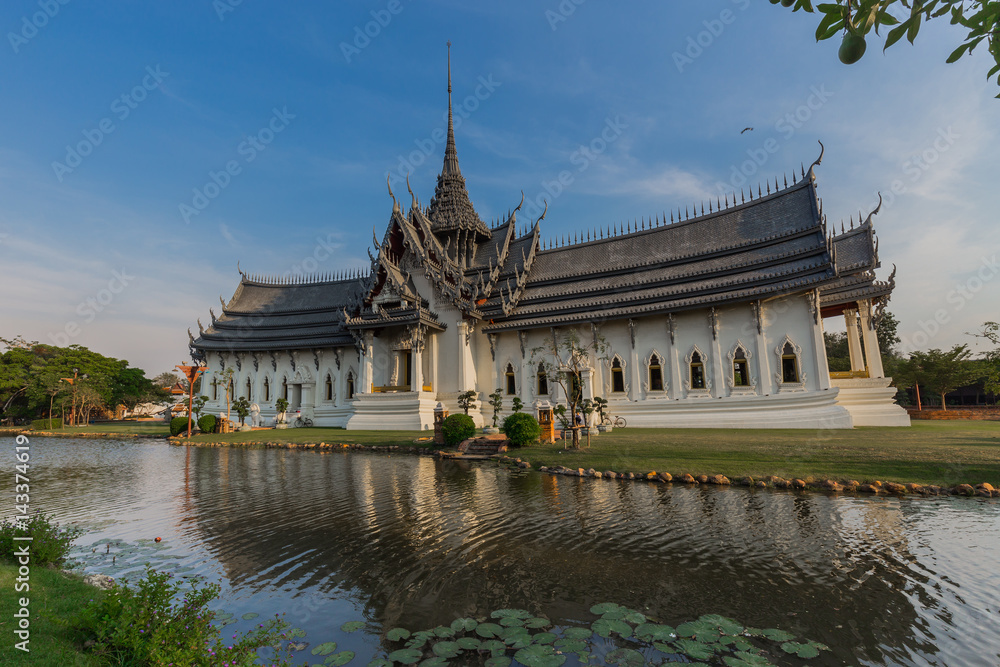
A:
479 639 507 656
553 638 587 652
592 618 632 639
675 620 719 642
484 657 512 667
604 647 645 666
723 652 775 667
561 627 593 640
432 641 461 658
434 626 455 638
499 626 530 640
289 628 308 639
405 636 428 650
476 622 504 638
341 621 366 633
312 642 339 656
698 614 743 636
719 636 755 652
215 611 234 621
387 628 411 642
651 642 674 654
324 651 355 666
751 628 795 642
366 660 393 667
451 617 478 633
780 641 820 658
673 638 716 661
454 636 480 650
242 612 259 620
531 632 558 645
634 623 675 642
499 616 525 628
524 617 551 629
491 608 532 619
386 648 423 664
589 602 625 615
418 658 448 667
514 644 567 667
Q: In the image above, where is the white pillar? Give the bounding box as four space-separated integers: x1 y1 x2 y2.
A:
753 302 773 395
810 306 831 390
412 346 423 393
844 309 866 372
627 320 640 401
430 334 439 395
457 322 476 391
359 333 374 393
858 300 885 378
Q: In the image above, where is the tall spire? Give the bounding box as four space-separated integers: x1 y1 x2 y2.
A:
443 40 460 176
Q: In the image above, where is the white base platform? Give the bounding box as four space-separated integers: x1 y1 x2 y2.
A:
832 377 911 427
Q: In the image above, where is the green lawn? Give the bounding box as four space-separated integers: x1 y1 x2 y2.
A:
516 421 1000 487
38 422 169 437
177 421 1000 487
0 564 103 666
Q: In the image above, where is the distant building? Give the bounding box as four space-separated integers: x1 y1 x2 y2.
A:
189 55 907 430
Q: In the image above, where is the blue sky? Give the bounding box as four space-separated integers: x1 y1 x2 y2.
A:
1 0 998 375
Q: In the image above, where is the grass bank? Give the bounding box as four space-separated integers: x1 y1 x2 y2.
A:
0 564 103 666
31 422 170 437
180 421 1000 487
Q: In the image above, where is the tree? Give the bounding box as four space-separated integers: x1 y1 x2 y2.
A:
233 397 251 426
153 372 181 388
77 385 105 424
192 395 209 421
217 368 236 422
511 396 524 413
971 321 1000 396
457 390 477 415
773 0 1000 95
488 388 503 428
825 310 901 372
910 345 979 410
531 329 608 449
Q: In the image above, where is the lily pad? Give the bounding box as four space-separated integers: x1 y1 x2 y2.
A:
554 638 587 652
242 612 259 620
590 602 625 615
524 616 551 629
531 632 558 645
675 620 719 642
747 628 795 642
604 647 645 666
499 616 525 628
366 660 392 667
215 611 234 621
514 644 567 667
312 642 339 656
325 651 355 666
491 608 532 620
499 626 530 641
592 618 632 639
479 639 507 656
457 636 481 650
476 622 504 638
674 638 716 661
341 621 365 633
718 636 755 652
432 641 461 658
386 628 411 642
634 623 675 642
562 627 593 640
451 617 478 633
723 652 775 667
433 625 455 638
289 627 307 639
387 648 423 665
698 614 743 636
780 641 821 658
485 657 512 667
418 659 448 667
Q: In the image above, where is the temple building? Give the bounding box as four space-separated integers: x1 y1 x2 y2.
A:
188 54 908 430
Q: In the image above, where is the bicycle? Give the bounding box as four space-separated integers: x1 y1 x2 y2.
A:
599 414 626 428
294 415 314 428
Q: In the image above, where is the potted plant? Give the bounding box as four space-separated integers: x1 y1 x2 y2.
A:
484 388 503 434
581 398 598 435
554 404 572 440
594 396 611 432
275 397 289 429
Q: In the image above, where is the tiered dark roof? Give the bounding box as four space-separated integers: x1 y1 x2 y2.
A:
820 215 895 311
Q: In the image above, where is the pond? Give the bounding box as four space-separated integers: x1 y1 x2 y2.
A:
3 437 999 666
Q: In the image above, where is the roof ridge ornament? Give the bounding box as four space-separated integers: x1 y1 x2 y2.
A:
807 140 825 181
863 192 883 226
387 174 400 213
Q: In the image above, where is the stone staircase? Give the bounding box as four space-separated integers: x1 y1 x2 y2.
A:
458 434 509 457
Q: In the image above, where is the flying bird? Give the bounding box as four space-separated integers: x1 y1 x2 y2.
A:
741 127 753 134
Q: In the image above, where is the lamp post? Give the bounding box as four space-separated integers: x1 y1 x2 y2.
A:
176 362 208 438
60 369 87 427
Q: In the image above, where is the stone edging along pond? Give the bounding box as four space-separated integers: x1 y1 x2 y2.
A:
166 437 1000 499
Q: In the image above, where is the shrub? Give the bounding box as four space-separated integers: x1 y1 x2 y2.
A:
0 512 82 566
197 414 217 434
31 418 61 430
169 416 190 437
442 413 476 447
73 566 293 666
501 412 542 447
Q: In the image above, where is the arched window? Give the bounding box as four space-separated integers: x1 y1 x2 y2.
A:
281 377 288 401
733 347 750 387
505 363 516 395
263 377 270 402
648 354 664 392
781 342 799 383
347 372 355 399
536 364 548 395
212 378 218 400
325 374 333 401
245 376 252 401
690 351 706 390
611 358 625 393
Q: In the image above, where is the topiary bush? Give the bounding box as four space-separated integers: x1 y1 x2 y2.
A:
197 414 216 434
31 418 61 430
442 413 476 447
169 416 189 437
501 412 542 447
0 512 82 566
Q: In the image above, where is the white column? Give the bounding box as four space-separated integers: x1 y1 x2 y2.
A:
359 333 374 393
412 346 423 393
811 308 831 390
627 321 640 401
430 334 439 395
753 302 773 395
858 300 885 378
844 309 866 372
457 322 476 391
